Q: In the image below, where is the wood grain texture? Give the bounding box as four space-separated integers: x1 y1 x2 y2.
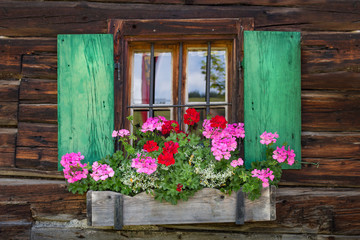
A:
0 101 18 126
19 104 57 124
57 34 114 168
19 79 57 104
0 2 360 38
0 80 19 101
16 147 58 170
302 132 360 159
17 122 57 147
0 128 16 167
89 187 274 227
281 158 360 187
244 31 301 169
302 91 360 131
22 53 57 79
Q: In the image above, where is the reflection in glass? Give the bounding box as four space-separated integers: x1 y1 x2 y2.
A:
132 51 172 105
210 51 226 102
154 110 171 121
187 49 227 103
187 50 206 102
133 110 171 128
133 110 149 127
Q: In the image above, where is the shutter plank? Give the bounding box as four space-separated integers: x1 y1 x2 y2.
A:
57 34 114 169
244 31 301 169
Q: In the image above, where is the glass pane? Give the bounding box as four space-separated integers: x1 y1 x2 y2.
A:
154 110 171 121
209 107 226 118
132 51 172 105
133 110 149 127
187 48 227 103
210 50 226 102
187 50 206 102
155 52 172 105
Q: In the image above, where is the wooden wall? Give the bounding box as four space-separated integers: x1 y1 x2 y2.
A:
0 1 359 239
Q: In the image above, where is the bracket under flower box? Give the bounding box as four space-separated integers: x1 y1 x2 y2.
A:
87 186 276 230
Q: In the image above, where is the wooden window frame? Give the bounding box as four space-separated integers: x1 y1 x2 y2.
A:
108 18 254 131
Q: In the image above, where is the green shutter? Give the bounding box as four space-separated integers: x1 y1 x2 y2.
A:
244 31 301 169
57 34 114 170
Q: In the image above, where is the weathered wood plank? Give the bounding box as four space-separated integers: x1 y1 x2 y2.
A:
19 79 57 104
0 80 19 101
0 101 18 126
302 72 360 91
18 104 57 124
89 187 274 227
17 122 57 147
244 31 301 169
281 158 360 187
1 2 360 38
302 132 360 159
22 54 57 80
119 19 241 36
302 33 360 75
0 128 16 167
29 225 360 240
162 187 360 235
0 178 86 220
15 147 58 170
0 168 62 179
57 34 114 168
302 91 360 131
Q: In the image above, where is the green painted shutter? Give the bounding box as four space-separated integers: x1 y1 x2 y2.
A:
244 31 301 169
57 34 114 170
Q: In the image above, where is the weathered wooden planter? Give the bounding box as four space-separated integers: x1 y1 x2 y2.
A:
87 186 276 230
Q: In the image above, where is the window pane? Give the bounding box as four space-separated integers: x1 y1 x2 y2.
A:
154 110 171 121
210 50 226 102
209 107 226 117
132 51 172 105
133 110 149 126
155 52 172 104
187 48 227 103
187 50 206 102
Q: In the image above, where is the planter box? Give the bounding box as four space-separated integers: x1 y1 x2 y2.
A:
87 186 276 230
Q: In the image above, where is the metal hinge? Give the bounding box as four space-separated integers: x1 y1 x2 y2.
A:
114 62 120 81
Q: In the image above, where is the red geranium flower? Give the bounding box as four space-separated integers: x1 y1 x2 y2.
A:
157 152 175 166
210 115 228 129
163 141 179 155
184 108 200 126
143 140 159 152
176 184 183 192
161 120 180 135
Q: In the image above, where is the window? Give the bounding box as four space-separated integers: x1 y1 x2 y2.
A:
127 40 232 129
109 18 254 130
57 19 301 170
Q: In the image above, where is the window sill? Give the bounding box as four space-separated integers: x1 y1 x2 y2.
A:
87 186 276 230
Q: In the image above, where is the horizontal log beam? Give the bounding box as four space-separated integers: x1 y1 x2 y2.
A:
0 2 360 38
281 158 360 187
19 79 57 104
17 122 57 147
0 102 18 127
22 54 57 80
302 91 360 131
302 132 360 159
0 128 16 167
18 104 57 124
16 147 58 171
0 80 19 101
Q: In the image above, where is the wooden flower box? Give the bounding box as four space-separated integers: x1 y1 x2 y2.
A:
87 186 276 230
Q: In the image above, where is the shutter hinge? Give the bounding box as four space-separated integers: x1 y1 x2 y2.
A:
114 62 121 81
238 61 242 75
